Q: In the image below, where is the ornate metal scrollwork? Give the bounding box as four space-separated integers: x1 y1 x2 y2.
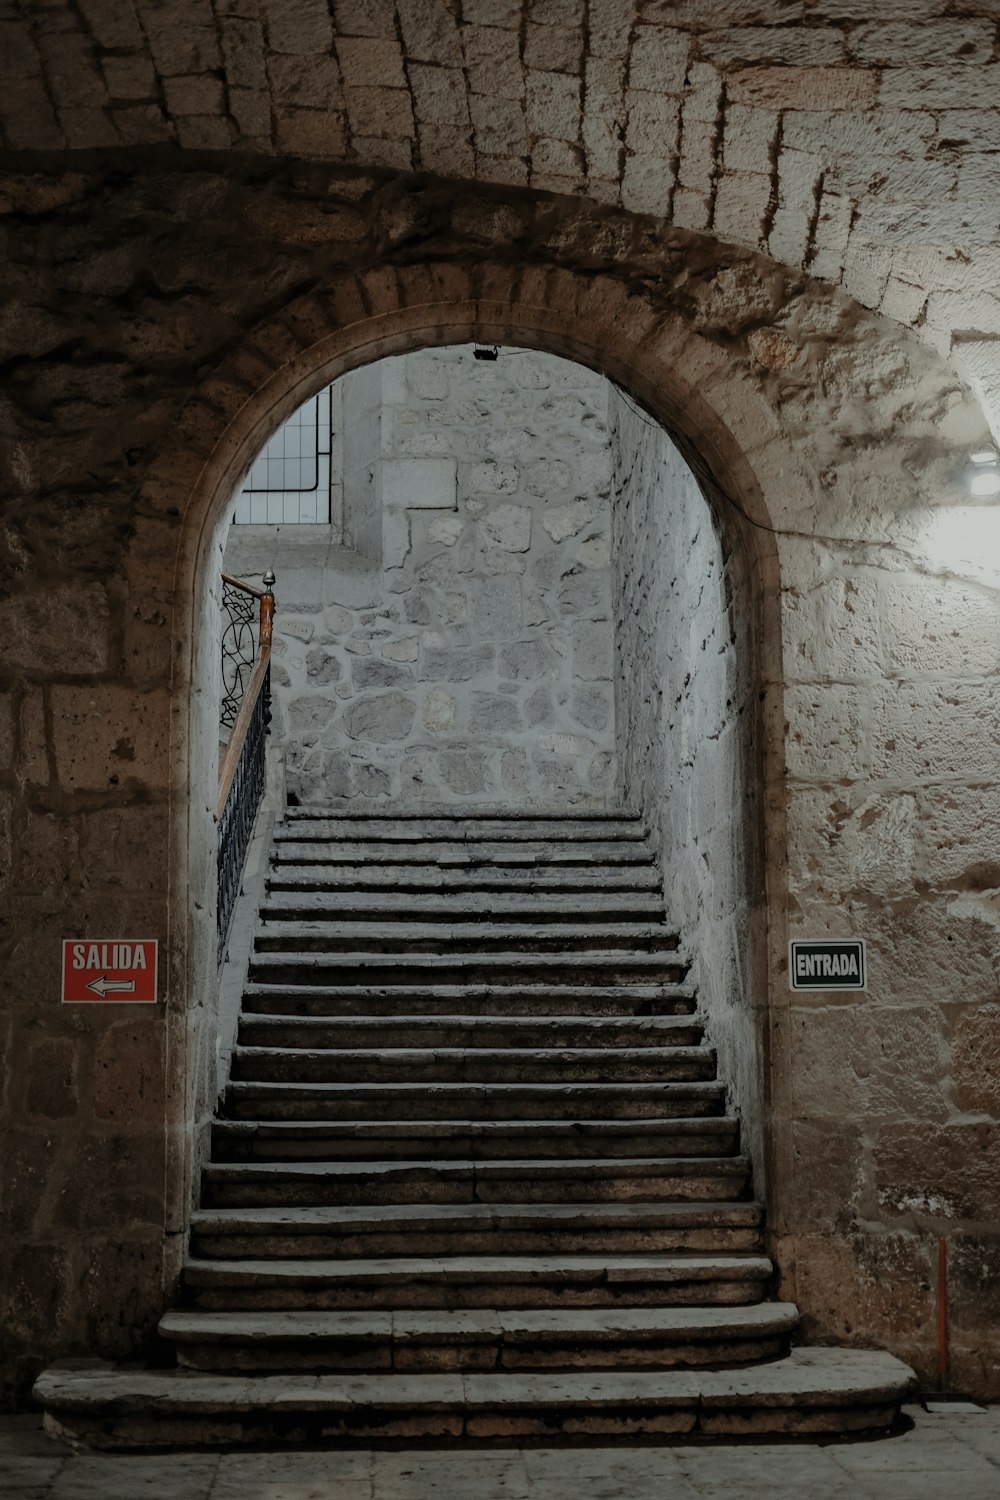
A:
220 578 260 731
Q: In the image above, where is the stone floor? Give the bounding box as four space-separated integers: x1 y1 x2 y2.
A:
4 1404 1000 1499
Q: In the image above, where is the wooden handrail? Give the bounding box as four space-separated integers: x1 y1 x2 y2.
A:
217 645 270 816
221 571 268 600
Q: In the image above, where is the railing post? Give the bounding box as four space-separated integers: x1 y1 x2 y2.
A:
260 568 275 649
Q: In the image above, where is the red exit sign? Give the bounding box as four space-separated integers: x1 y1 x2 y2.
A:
62 940 159 1003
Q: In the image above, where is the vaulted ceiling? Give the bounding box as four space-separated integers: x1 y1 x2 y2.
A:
5 1 1000 421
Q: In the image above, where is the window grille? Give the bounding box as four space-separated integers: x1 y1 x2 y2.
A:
233 387 333 524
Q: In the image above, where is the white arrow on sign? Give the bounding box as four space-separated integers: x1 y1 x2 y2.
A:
86 975 136 997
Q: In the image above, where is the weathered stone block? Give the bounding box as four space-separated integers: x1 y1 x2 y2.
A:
287 697 338 741
323 604 353 636
420 645 495 682
437 748 489 795
0 582 111 677
881 576 1000 678
788 1003 948 1124
871 682 1000 782
343 692 416 742
469 693 521 734
852 20 994 67
728 66 877 111
24 1039 78 1121
572 684 611 731
53 1130 165 1232
572 620 613 681
916 785 1000 889
17 689 48 786
354 764 391 798
50 687 169 794
291 746 353 802
381 636 419 663
542 500 592 542
422 685 457 735
470 576 523 642
94 1022 165 1125
787 1118 866 1232
629 24 687 93
351 658 415 691
790 1230 935 1352
874 1122 1000 1222
468 461 518 495
428 514 464 546
785 684 873 782
481 503 531 552
557 566 605 616
383 457 457 509
281 618 315 644
498 639 557 681
306 647 342 685
782 571 882 683
951 1004 1000 1117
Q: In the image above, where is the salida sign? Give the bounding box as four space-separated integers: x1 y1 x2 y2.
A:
61 939 159 1004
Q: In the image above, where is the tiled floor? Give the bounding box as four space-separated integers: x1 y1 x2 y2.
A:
4 1404 999 1499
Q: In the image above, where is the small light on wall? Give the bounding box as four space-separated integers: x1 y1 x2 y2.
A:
968 449 1000 499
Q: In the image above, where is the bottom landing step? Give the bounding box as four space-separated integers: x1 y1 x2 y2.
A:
35 1349 915 1448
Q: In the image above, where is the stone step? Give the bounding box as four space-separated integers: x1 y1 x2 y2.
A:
161 1301 800 1374
239 982 698 1018
223 1080 727 1122
201 1156 751 1209
282 805 643 823
253 921 679 955
274 817 650 844
248 952 689 986
272 841 657 867
211 1116 739 1163
261 890 667 922
181 1252 773 1311
236 1014 704 1051
34 1351 917 1447
189 1201 766 1260
269 865 664 893
229 1045 717 1085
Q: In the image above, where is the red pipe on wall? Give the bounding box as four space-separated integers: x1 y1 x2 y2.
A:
938 1236 949 1392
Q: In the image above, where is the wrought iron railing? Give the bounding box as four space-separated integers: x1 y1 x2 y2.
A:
220 573 263 730
217 571 275 964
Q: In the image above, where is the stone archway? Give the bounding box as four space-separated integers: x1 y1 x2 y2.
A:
99 197 997 1394
158 275 782 1293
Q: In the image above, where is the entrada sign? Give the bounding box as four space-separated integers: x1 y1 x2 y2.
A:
789 939 867 992
61 939 159 1004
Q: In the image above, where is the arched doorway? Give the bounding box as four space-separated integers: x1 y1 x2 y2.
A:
162 286 780 1321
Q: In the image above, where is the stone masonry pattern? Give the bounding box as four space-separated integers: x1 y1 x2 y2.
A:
6 0 1000 422
1 127 999 1403
227 346 617 807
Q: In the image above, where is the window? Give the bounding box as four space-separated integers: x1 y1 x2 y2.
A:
233 387 334 525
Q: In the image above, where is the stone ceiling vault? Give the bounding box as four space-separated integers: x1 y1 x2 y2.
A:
5 1 1000 430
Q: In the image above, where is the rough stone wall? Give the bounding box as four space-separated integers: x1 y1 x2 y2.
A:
777 533 1000 1393
0 153 996 1404
610 391 764 1178
225 346 616 807
7 1 1000 431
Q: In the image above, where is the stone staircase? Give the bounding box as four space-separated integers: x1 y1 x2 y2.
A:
35 808 914 1446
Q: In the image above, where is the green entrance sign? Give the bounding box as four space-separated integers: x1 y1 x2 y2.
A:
789 939 867 992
